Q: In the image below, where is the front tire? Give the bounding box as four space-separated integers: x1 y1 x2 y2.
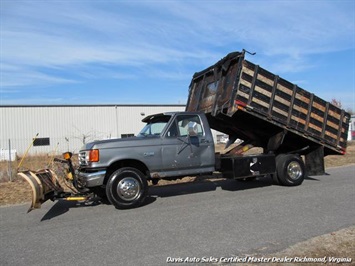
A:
106 167 148 209
276 154 305 186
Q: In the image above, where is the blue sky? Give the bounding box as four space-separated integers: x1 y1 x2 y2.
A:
1 0 354 110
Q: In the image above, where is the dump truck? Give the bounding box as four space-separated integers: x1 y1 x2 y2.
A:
19 50 350 212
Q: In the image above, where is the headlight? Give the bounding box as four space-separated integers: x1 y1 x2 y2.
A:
79 149 99 165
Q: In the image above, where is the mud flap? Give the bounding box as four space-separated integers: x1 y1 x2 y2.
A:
18 169 65 212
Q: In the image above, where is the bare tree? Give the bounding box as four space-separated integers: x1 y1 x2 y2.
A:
331 98 354 115
331 98 342 109
346 108 354 115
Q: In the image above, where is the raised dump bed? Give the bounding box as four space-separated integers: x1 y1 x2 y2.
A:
186 51 350 157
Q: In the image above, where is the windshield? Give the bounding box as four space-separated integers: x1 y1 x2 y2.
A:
137 115 171 137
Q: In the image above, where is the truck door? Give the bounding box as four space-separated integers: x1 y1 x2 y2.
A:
161 114 215 176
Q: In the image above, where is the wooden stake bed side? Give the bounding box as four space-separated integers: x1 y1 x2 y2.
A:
186 51 350 156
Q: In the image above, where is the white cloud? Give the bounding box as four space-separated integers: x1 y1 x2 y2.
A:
1 64 78 87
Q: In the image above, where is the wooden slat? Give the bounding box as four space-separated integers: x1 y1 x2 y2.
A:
272 106 288 117
325 131 338 140
236 90 250 100
251 98 269 108
240 78 252 88
274 95 290 106
242 67 255 78
291 115 306 125
276 83 293 96
310 112 325 123
292 104 308 115
328 109 341 120
308 123 322 133
313 102 326 112
326 120 340 130
295 93 310 104
254 85 272 98
257 73 274 87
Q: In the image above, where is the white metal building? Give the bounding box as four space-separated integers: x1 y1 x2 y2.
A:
348 115 355 141
0 105 186 156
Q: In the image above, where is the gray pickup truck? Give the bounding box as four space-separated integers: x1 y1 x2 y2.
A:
19 51 350 212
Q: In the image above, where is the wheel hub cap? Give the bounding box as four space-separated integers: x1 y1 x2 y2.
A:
117 177 140 201
287 161 302 180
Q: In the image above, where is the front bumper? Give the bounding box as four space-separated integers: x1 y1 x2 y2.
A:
77 170 106 187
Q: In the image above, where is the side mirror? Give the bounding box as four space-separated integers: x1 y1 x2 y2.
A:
188 122 198 136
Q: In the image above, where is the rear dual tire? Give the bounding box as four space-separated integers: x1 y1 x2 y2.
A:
275 154 305 186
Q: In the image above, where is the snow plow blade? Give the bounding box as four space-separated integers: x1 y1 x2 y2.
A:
18 169 65 212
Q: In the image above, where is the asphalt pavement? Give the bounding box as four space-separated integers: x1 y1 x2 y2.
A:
1 165 354 266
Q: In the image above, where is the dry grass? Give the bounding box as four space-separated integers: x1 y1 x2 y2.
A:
0 154 76 205
325 141 355 168
273 226 355 265
0 179 32 206
238 226 355 266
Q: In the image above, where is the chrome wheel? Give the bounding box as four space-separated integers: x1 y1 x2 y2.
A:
106 167 148 209
117 177 141 201
287 161 303 180
276 154 305 186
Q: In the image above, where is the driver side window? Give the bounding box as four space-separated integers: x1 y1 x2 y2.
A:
166 115 204 137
